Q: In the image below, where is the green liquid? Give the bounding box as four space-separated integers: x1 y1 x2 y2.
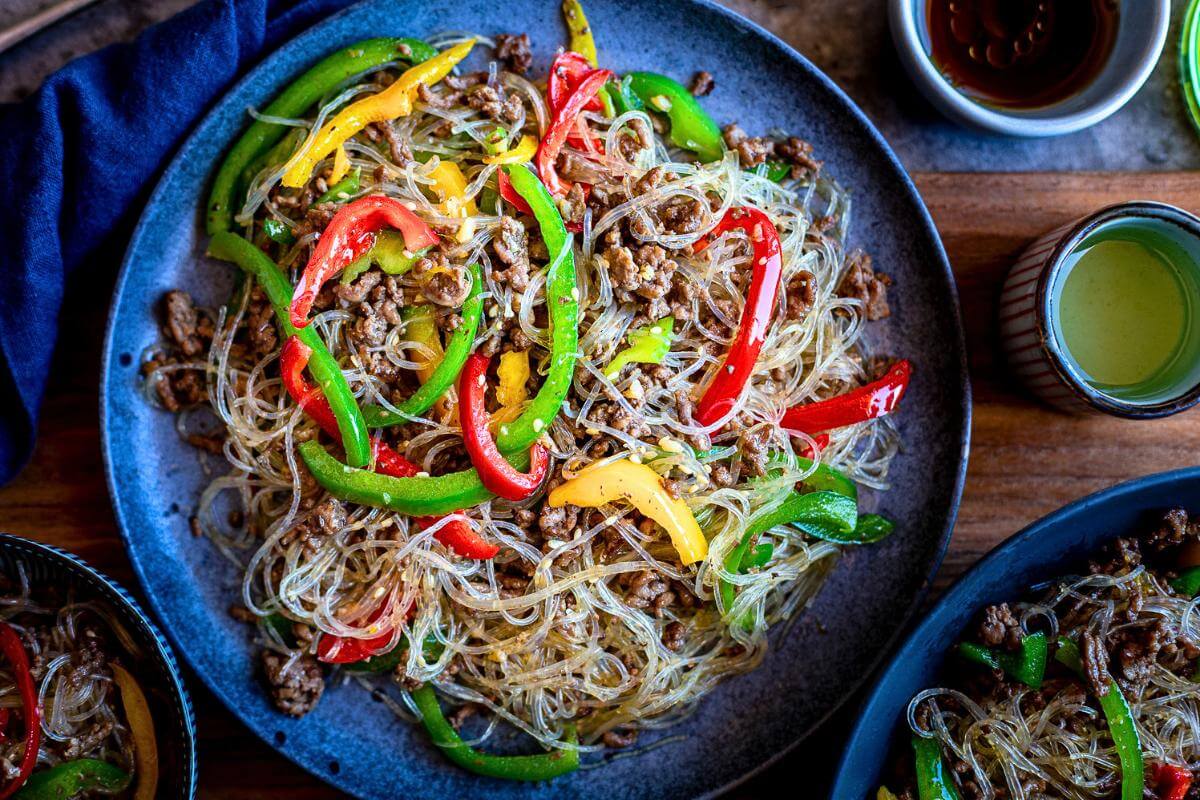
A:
1054 219 1200 404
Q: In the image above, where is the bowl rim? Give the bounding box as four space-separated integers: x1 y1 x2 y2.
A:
0 533 198 798
98 0 971 796
1032 200 1200 418
831 465 1200 798
887 0 1171 137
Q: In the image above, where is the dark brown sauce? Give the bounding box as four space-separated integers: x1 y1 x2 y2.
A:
926 0 1120 109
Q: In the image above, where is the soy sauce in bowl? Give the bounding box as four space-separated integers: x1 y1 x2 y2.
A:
926 0 1120 109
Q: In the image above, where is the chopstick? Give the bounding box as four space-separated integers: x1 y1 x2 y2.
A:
0 0 102 56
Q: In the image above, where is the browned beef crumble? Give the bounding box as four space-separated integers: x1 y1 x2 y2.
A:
262 650 325 716
836 250 891 321
689 70 715 97
494 33 533 74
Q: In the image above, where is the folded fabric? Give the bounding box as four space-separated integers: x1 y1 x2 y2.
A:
0 0 358 484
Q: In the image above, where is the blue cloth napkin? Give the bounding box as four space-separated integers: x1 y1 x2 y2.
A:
0 0 361 483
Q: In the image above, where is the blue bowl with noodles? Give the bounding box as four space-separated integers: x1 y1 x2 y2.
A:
0 534 196 798
832 466 1200 799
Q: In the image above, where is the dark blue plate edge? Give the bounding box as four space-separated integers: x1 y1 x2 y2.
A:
829 465 1200 799
98 0 973 796
0 533 199 798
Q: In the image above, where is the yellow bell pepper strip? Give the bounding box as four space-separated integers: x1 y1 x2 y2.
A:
207 38 436 234
496 350 530 409
482 134 538 165
548 458 707 565
878 788 901 800
329 145 351 184
402 305 445 385
427 160 478 242
281 39 476 188
603 316 674 379
111 664 158 800
562 0 598 66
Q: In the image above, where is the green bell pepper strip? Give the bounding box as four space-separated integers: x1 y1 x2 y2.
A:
1171 565 1200 596
624 72 724 162
344 634 442 673
603 316 674 379
340 232 427 286
958 631 1048 690
796 513 894 545
239 127 305 198
207 37 436 235
1055 637 1144 800
300 164 577 515
741 542 773 571
720 490 857 627
411 684 580 780
361 262 483 426
609 75 644 115
315 166 361 204
207 232 372 468
262 218 295 246
911 736 962 800
751 161 791 183
13 759 129 799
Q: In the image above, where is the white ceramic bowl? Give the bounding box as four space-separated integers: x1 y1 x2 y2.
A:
888 0 1170 137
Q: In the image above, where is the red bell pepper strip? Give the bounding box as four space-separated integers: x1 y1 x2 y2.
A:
281 337 499 560
289 195 438 329
536 66 613 197
780 360 912 435
458 353 550 501
497 171 534 216
1150 763 1193 800
317 591 401 664
0 621 40 799
691 207 785 427
547 51 606 151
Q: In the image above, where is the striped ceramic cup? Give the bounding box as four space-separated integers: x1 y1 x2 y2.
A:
999 201 1200 417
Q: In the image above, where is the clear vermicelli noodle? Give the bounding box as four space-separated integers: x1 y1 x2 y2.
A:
145 23 907 773
884 511 1200 800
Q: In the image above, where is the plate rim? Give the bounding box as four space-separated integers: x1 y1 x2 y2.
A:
830 465 1200 798
100 0 971 796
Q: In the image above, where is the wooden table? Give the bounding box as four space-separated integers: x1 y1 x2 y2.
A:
8 171 1199 797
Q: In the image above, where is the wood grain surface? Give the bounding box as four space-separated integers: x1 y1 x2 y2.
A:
6 172 1198 797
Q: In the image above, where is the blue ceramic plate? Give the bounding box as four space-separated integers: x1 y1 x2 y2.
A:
832 467 1200 799
100 1 968 797
0 533 197 797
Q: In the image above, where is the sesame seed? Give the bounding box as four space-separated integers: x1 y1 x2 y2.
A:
500 425 510 436
533 418 545 432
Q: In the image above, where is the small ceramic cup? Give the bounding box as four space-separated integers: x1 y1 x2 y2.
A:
1000 201 1200 417
888 0 1170 136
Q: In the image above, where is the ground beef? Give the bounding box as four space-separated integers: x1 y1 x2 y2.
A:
658 197 706 234
557 151 606 185
557 183 587 230
261 650 325 717
976 603 1023 651
616 118 653 161
465 84 523 123
737 426 770 478
162 291 212 357
662 621 685 651
624 570 672 611
1088 536 1142 576
1113 621 1166 693
721 122 773 168
836 251 891 321
775 137 822 180
64 719 115 760
1145 508 1198 553
689 70 715 97
413 255 472 307
415 83 463 110
783 270 816 321
281 498 347 551
491 216 531 291
494 33 533 74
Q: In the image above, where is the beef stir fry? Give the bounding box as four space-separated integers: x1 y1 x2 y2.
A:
0 568 157 798
881 509 1200 800
146 1 910 782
